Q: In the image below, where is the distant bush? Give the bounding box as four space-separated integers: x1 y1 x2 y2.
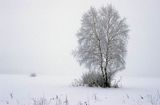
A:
30 73 37 77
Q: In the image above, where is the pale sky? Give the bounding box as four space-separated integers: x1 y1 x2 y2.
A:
0 0 160 77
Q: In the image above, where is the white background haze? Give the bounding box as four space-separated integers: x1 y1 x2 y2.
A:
0 0 160 78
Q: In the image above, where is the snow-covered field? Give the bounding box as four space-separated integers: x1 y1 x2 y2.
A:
0 74 160 105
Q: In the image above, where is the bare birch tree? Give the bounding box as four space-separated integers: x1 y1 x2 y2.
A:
73 5 129 87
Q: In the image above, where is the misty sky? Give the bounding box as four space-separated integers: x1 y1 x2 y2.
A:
0 0 160 77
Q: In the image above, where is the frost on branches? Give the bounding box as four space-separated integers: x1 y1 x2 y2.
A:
73 5 129 87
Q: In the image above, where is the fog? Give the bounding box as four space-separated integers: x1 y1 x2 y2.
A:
0 0 160 77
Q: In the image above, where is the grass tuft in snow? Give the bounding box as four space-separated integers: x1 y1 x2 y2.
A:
1 91 160 105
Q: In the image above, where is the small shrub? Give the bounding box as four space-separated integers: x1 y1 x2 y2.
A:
30 73 37 77
72 79 83 87
111 78 122 88
73 71 121 88
79 71 106 87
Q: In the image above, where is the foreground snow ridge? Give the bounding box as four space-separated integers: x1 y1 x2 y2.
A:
1 91 160 105
0 75 160 105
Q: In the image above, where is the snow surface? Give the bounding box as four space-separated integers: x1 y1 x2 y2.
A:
0 74 160 105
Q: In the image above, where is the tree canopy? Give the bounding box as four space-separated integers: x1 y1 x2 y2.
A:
73 5 129 87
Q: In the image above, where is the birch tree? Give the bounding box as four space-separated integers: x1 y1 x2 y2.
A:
73 5 129 87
